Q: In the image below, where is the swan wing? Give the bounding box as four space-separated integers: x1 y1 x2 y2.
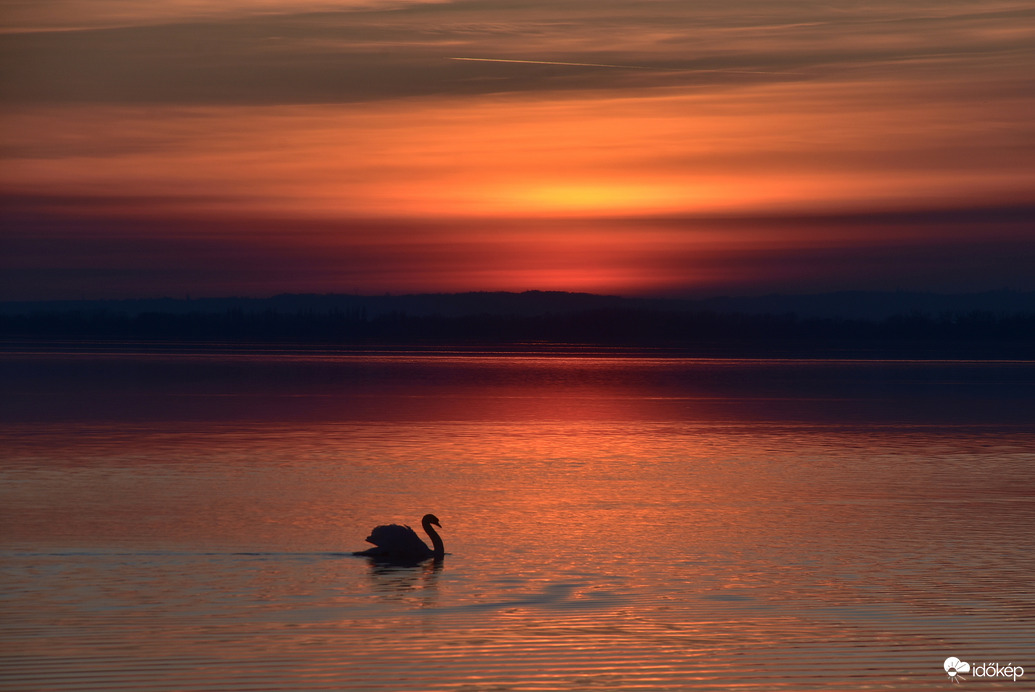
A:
365 523 430 553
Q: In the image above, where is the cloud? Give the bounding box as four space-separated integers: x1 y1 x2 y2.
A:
4 73 1032 221
0 0 448 32
4 200 1034 299
3 1 1032 104
2 0 1033 298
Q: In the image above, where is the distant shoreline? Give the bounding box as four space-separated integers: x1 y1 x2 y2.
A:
2 290 1033 359
2 340 1034 362
2 318 1032 360
5 288 1035 321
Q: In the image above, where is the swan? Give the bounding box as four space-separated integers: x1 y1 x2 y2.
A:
352 513 444 561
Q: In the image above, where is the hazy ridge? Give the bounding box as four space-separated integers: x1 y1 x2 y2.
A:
2 290 1034 358
4 289 1035 320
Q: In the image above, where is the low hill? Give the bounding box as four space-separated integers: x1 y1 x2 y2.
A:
3 289 1035 320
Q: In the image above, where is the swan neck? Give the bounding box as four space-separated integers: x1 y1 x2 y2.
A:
423 520 444 558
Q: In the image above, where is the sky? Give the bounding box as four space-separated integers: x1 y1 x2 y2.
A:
2 0 1034 300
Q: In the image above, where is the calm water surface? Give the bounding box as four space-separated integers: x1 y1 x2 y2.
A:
2 349 1033 690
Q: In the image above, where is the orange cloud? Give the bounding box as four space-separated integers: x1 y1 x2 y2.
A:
4 72 1032 222
2 0 1033 298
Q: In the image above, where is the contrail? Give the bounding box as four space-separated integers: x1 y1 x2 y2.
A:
449 56 647 70
448 57 795 75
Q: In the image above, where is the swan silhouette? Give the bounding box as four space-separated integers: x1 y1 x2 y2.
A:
353 513 444 561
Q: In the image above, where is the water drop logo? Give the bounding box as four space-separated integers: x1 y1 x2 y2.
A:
945 657 970 683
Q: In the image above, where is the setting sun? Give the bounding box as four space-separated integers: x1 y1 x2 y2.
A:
496 181 699 216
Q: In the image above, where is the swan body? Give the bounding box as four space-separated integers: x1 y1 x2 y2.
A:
353 513 444 561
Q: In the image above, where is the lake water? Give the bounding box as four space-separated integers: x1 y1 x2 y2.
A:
2 348 1033 690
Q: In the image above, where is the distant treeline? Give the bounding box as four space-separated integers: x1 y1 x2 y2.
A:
2 306 1034 357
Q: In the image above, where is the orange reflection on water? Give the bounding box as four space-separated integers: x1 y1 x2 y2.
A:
3 354 1035 691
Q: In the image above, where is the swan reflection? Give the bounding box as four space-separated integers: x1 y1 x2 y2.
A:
364 555 443 611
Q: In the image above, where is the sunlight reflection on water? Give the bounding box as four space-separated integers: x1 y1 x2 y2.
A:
1 352 1033 690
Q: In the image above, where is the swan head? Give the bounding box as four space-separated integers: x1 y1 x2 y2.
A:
422 513 441 528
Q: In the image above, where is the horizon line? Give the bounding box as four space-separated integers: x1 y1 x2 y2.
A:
3 287 1035 305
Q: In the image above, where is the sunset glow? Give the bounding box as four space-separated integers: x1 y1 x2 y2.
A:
2 1 1033 299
